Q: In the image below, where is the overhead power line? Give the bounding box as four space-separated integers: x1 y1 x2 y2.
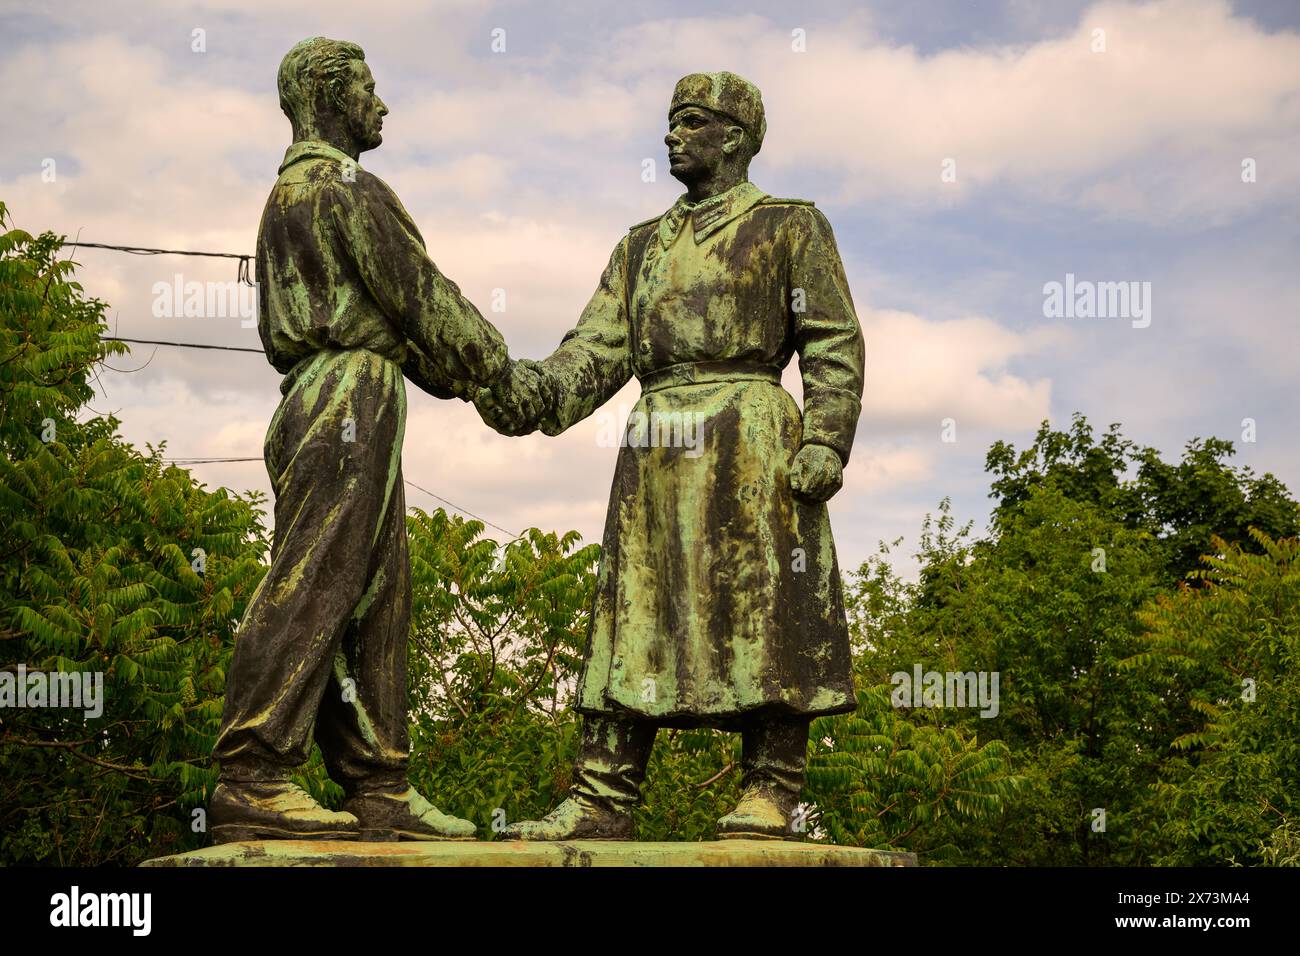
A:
163 457 264 465
70 241 250 260
404 479 519 540
105 336 265 354
70 240 254 285
85 239 521 541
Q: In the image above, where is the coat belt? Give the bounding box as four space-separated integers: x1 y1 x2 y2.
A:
639 360 782 394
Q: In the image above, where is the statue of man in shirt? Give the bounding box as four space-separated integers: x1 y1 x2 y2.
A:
476 72 865 840
209 37 535 843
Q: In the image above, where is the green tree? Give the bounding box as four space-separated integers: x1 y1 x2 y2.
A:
806 684 1023 861
987 413 1299 583
851 416 1299 865
1123 531 1300 865
404 508 598 836
851 491 1170 864
0 206 269 865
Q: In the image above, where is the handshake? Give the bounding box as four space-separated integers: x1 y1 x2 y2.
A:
469 357 845 504
473 359 549 437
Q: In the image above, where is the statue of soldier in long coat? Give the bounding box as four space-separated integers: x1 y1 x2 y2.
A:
210 37 516 843
477 72 865 839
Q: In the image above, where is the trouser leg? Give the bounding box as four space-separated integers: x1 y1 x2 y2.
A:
570 714 658 813
315 467 411 793
739 714 811 798
717 714 811 838
213 350 407 783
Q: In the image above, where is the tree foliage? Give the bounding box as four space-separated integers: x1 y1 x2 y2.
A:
1125 531 1300 865
0 206 268 864
403 509 595 835
849 416 1300 865
987 413 1298 583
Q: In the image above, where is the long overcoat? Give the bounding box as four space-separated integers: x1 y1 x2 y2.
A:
533 180 866 728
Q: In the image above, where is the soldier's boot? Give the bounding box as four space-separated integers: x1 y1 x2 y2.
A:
716 716 811 841
499 716 656 841
210 768 359 844
343 777 477 842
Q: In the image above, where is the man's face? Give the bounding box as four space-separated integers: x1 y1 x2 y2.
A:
665 106 737 183
341 61 388 151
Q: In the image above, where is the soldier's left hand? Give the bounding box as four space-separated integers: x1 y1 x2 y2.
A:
789 443 843 502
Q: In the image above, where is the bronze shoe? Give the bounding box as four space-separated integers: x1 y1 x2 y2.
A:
717 715 810 840
210 779 359 844
343 786 477 841
716 785 802 840
498 797 634 841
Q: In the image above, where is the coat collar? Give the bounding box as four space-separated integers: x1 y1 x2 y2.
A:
657 180 768 248
278 140 359 175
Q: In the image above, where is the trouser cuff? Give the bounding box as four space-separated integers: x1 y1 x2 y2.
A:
340 769 409 797
218 759 293 785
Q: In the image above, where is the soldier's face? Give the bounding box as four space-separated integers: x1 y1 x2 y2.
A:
342 61 388 152
665 106 733 183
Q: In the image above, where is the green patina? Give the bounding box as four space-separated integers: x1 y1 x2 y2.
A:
210 37 508 842
477 71 866 841
489 163 864 725
209 44 865 846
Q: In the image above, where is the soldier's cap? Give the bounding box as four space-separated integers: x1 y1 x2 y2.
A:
669 72 766 155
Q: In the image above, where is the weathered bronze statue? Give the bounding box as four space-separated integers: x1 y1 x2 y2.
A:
210 37 517 843
476 72 865 839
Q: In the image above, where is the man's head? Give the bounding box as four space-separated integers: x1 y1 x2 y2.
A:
665 72 765 187
277 37 388 154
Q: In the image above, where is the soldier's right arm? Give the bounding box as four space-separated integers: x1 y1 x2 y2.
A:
327 174 512 397
529 236 634 436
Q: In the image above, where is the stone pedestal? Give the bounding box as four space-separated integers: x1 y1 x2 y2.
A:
142 839 916 867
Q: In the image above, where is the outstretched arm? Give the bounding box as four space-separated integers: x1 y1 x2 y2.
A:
534 235 634 435
329 172 512 397
473 235 634 437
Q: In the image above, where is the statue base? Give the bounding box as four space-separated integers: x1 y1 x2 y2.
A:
141 838 916 867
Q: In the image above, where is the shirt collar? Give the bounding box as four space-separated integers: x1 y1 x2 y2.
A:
278 140 359 175
658 180 768 248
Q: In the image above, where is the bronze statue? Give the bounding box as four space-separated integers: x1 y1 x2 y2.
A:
209 37 518 843
476 72 865 839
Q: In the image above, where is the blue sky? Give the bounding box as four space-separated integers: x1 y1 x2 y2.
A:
2 0 1298 575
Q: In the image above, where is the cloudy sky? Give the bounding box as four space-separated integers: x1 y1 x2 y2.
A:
3 0 1298 576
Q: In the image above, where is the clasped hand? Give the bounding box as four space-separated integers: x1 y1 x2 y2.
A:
473 360 546 436
476 368 843 505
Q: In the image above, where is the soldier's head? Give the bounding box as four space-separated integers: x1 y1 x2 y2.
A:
665 72 765 188
278 37 388 156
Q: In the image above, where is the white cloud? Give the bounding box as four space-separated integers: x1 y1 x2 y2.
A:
840 443 934 496
4 0 1298 575
857 308 1063 431
586 1 1300 222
